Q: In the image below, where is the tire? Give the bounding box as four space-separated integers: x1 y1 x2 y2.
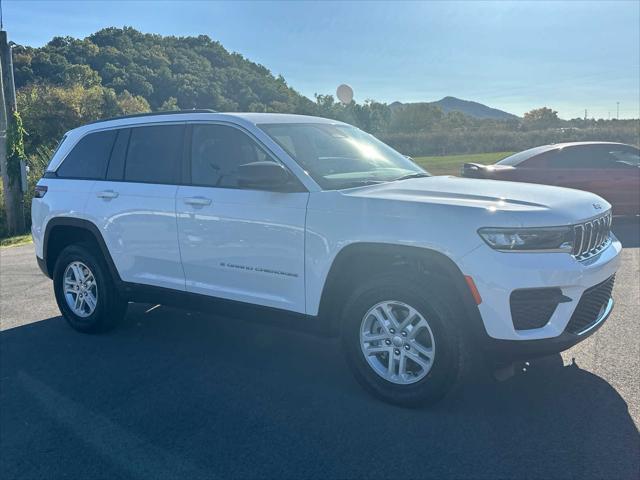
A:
53 243 127 333
341 273 468 407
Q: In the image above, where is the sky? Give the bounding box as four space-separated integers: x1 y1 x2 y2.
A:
3 0 640 119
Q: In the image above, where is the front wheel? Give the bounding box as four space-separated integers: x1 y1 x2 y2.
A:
53 244 127 333
341 275 467 407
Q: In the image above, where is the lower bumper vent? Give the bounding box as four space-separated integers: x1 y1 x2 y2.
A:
565 275 615 335
510 288 570 330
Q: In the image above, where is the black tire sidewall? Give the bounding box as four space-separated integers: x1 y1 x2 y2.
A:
53 244 119 333
341 275 462 407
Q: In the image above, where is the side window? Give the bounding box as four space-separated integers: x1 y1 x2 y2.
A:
549 147 600 169
124 124 184 184
106 128 130 181
579 146 619 168
549 149 581 168
549 146 634 169
56 130 117 179
608 148 640 168
190 124 277 188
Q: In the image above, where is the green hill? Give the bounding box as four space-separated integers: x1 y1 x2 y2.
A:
13 27 314 113
391 97 518 120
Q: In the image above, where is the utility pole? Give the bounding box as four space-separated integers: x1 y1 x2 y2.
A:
616 102 620 120
0 28 26 235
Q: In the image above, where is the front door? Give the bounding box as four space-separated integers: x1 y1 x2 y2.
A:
176 123 308 313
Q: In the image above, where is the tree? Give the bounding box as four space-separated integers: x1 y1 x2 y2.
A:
12 27 312 114
159 96 179 111
523 107 560 129
17 83 148 153
389 103 444 133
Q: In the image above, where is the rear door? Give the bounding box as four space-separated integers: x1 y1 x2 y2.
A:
175 123 308 313
84 124 186 291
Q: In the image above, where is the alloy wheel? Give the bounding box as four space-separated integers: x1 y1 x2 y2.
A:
359 300 436 384
63 261 98 318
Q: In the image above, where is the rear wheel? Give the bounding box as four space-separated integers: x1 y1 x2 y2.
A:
53 244 127 333
341 274 467 407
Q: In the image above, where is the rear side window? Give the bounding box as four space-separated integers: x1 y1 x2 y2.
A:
56 130 117 179
124 125 184 184
106 128 130 181
548 147 591 168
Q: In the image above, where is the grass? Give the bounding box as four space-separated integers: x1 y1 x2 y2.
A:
413 151 514 176
0 234 33 248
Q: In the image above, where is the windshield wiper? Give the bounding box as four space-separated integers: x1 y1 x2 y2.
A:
393 172 431 181
346 180 386 187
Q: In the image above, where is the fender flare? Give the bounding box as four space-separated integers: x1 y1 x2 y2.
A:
42 217 122 284
317 242 486 339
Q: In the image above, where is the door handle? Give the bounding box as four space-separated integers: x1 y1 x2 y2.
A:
96 190 119 199
184 196 212 206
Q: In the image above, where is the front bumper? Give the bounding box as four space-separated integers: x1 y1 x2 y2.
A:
484 297 613 362
36 255 51 278
457 234 621 342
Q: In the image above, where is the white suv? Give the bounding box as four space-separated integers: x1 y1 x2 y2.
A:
32 111 621 406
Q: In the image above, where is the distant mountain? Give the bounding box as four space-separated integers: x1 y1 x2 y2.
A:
391 96 519 120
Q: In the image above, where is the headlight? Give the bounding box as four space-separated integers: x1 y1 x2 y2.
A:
478 226 574 252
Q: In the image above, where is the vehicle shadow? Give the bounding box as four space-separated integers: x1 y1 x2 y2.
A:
613 216 640 248
1 306 638 479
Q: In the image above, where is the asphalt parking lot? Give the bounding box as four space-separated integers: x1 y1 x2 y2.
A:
1 219 639 479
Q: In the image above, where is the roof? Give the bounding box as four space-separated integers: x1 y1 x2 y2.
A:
523 141 632 154
224 112 344 125
542 141 633 149
69 111 345 137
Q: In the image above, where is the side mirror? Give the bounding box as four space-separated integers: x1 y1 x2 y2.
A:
237 161 293 190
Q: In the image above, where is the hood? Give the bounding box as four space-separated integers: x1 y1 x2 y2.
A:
341 176 609 226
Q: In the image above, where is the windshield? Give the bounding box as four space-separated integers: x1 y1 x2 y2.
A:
497 145 554 166
259 123 427 189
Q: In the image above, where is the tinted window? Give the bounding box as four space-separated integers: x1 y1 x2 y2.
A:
125 125 184 184
548 148 587 168
190 124 276 188
550 145 639 169
57 130 117 179
106 129 130 181
606 146 639 168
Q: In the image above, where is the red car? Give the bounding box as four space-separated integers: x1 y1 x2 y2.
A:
462 142 640 216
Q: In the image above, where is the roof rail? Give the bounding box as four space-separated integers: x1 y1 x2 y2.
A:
85 109 218 126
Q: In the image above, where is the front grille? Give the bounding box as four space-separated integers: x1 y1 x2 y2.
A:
510 288 568 330
565 275 615 335
572 211 612 261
